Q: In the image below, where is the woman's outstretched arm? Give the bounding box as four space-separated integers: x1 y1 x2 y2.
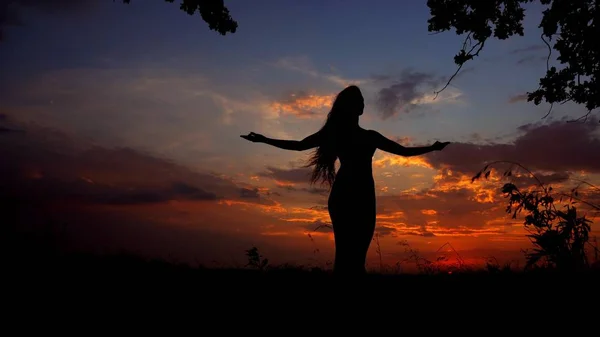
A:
370 130 449 156
241 131 321 151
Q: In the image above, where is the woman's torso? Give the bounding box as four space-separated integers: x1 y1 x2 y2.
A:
331 127 376 188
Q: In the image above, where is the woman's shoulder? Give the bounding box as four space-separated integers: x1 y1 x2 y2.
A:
361 128 381 138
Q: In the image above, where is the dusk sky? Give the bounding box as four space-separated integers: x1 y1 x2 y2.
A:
1 0 599 270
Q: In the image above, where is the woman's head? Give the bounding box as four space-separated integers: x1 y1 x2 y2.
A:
328 85 364 124
306 85 365 186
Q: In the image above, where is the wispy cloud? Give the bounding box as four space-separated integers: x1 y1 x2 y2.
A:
509 45 547 54
272 56 364 87
0 66 295 165
509 45 549 66
508 93 529 103
373 69 463 119
258 166 313 184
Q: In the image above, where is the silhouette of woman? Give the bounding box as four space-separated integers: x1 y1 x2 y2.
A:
241 85 450 276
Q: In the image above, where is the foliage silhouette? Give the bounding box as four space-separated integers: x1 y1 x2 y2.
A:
472 160 600 271
245 246 269 271
241 85 450 277
121 0 237 35
427 0 599 121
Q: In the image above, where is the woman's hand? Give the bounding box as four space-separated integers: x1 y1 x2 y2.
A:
432 141 450 151
240 132 267 143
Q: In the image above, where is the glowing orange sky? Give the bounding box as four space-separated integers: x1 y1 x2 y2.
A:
3 119 598 271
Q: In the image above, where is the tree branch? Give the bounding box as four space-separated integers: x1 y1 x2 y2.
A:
434 36 485 100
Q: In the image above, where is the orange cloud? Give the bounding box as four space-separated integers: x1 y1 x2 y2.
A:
269 92 335 118
280 206 331 224
423 226 505 237
275 180 296 188
260 231 290 236
373 153 433 169
218 199 287 214
431 168 501 204
376 211 405 221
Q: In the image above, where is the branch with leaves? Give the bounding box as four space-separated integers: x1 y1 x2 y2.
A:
427 0 599 122
120 0 237 35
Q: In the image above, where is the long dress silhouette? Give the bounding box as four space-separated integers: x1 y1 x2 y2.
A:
242 85 449 276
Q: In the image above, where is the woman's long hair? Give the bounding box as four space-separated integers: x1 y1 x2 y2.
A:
306 85 363 187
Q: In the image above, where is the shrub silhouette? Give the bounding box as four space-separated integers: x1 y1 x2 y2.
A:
472 160 600 271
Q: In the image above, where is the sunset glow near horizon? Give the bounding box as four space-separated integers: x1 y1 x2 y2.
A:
1 0 599 271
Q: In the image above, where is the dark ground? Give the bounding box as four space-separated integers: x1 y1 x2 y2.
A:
3 249 599 333
3 226 600 327
7 251 600 300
